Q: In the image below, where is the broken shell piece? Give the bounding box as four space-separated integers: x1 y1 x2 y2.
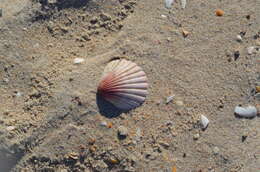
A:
161 14 167 18
247 46 255 55
6 126 16 131
234 105 257 118
166 95 174 104
236 35 242 42
74 58 85 64
200 115 209 129
182 28 189 37
181 0 187 9
165 0 173 9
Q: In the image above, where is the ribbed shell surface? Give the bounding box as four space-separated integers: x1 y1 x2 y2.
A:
98 59 148 110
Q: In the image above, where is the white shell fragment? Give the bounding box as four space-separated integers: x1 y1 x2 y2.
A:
181 0 187 9
247 46 255 55
165 0 174 9
166 95 174 104
236 35 242 42
234 106 257 118
73 58 85 64
98 59 148 111
200 115 209 129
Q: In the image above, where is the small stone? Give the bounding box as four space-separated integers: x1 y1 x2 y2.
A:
200 115 209 129
247 46 255 55
193 133 200 140
215 9 224 16
73 58 85 64
234 51 240 61
213 147 219 154
118 126 128 138
236 35 242 42
0 9 2 17
6 126 16 131
166 95 174 104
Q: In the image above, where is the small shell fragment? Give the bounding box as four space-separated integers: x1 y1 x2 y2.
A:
247 46 255 55
74 58 85 64
6 126 16 131
236 35 242 42
181 28 189 37
165 0 174 9
166 95 174 104
180 0 187 9
234 105 257 118
216 9 224 16
200 115 209 129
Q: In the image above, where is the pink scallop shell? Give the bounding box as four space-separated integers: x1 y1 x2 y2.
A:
98 59 148 110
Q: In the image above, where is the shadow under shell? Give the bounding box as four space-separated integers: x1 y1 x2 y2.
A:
96 93 125 118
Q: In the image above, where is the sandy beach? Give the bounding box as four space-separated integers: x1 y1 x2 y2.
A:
0 0 259 171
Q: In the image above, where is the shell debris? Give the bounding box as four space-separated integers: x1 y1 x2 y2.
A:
200 115 209 129
180 0 187 9
165 0 174 9
166 95 175 104
236 35 242 42
234 105 257 118
247 46 255 55
73 58 85 64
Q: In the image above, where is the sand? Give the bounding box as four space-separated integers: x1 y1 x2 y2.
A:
0 0 259 171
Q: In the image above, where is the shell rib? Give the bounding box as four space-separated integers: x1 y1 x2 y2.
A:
98 59 148 110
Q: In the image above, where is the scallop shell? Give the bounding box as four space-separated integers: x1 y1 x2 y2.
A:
97 59 148 110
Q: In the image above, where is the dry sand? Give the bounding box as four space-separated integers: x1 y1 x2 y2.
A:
0 0 259 171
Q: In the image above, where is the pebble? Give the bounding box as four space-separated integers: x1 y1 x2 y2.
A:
200 115 209 129
73 58 85 64
213 147 219 154
247 46 255 55
236 35 242 42
0 9 2 17
234 105 257 118
166 95 174 104
215 9 224 16
118 126 128 137
234 51 240 60
193 133 200 140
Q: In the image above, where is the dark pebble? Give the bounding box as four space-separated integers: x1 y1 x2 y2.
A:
234 51 240 61
0 9 2 17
